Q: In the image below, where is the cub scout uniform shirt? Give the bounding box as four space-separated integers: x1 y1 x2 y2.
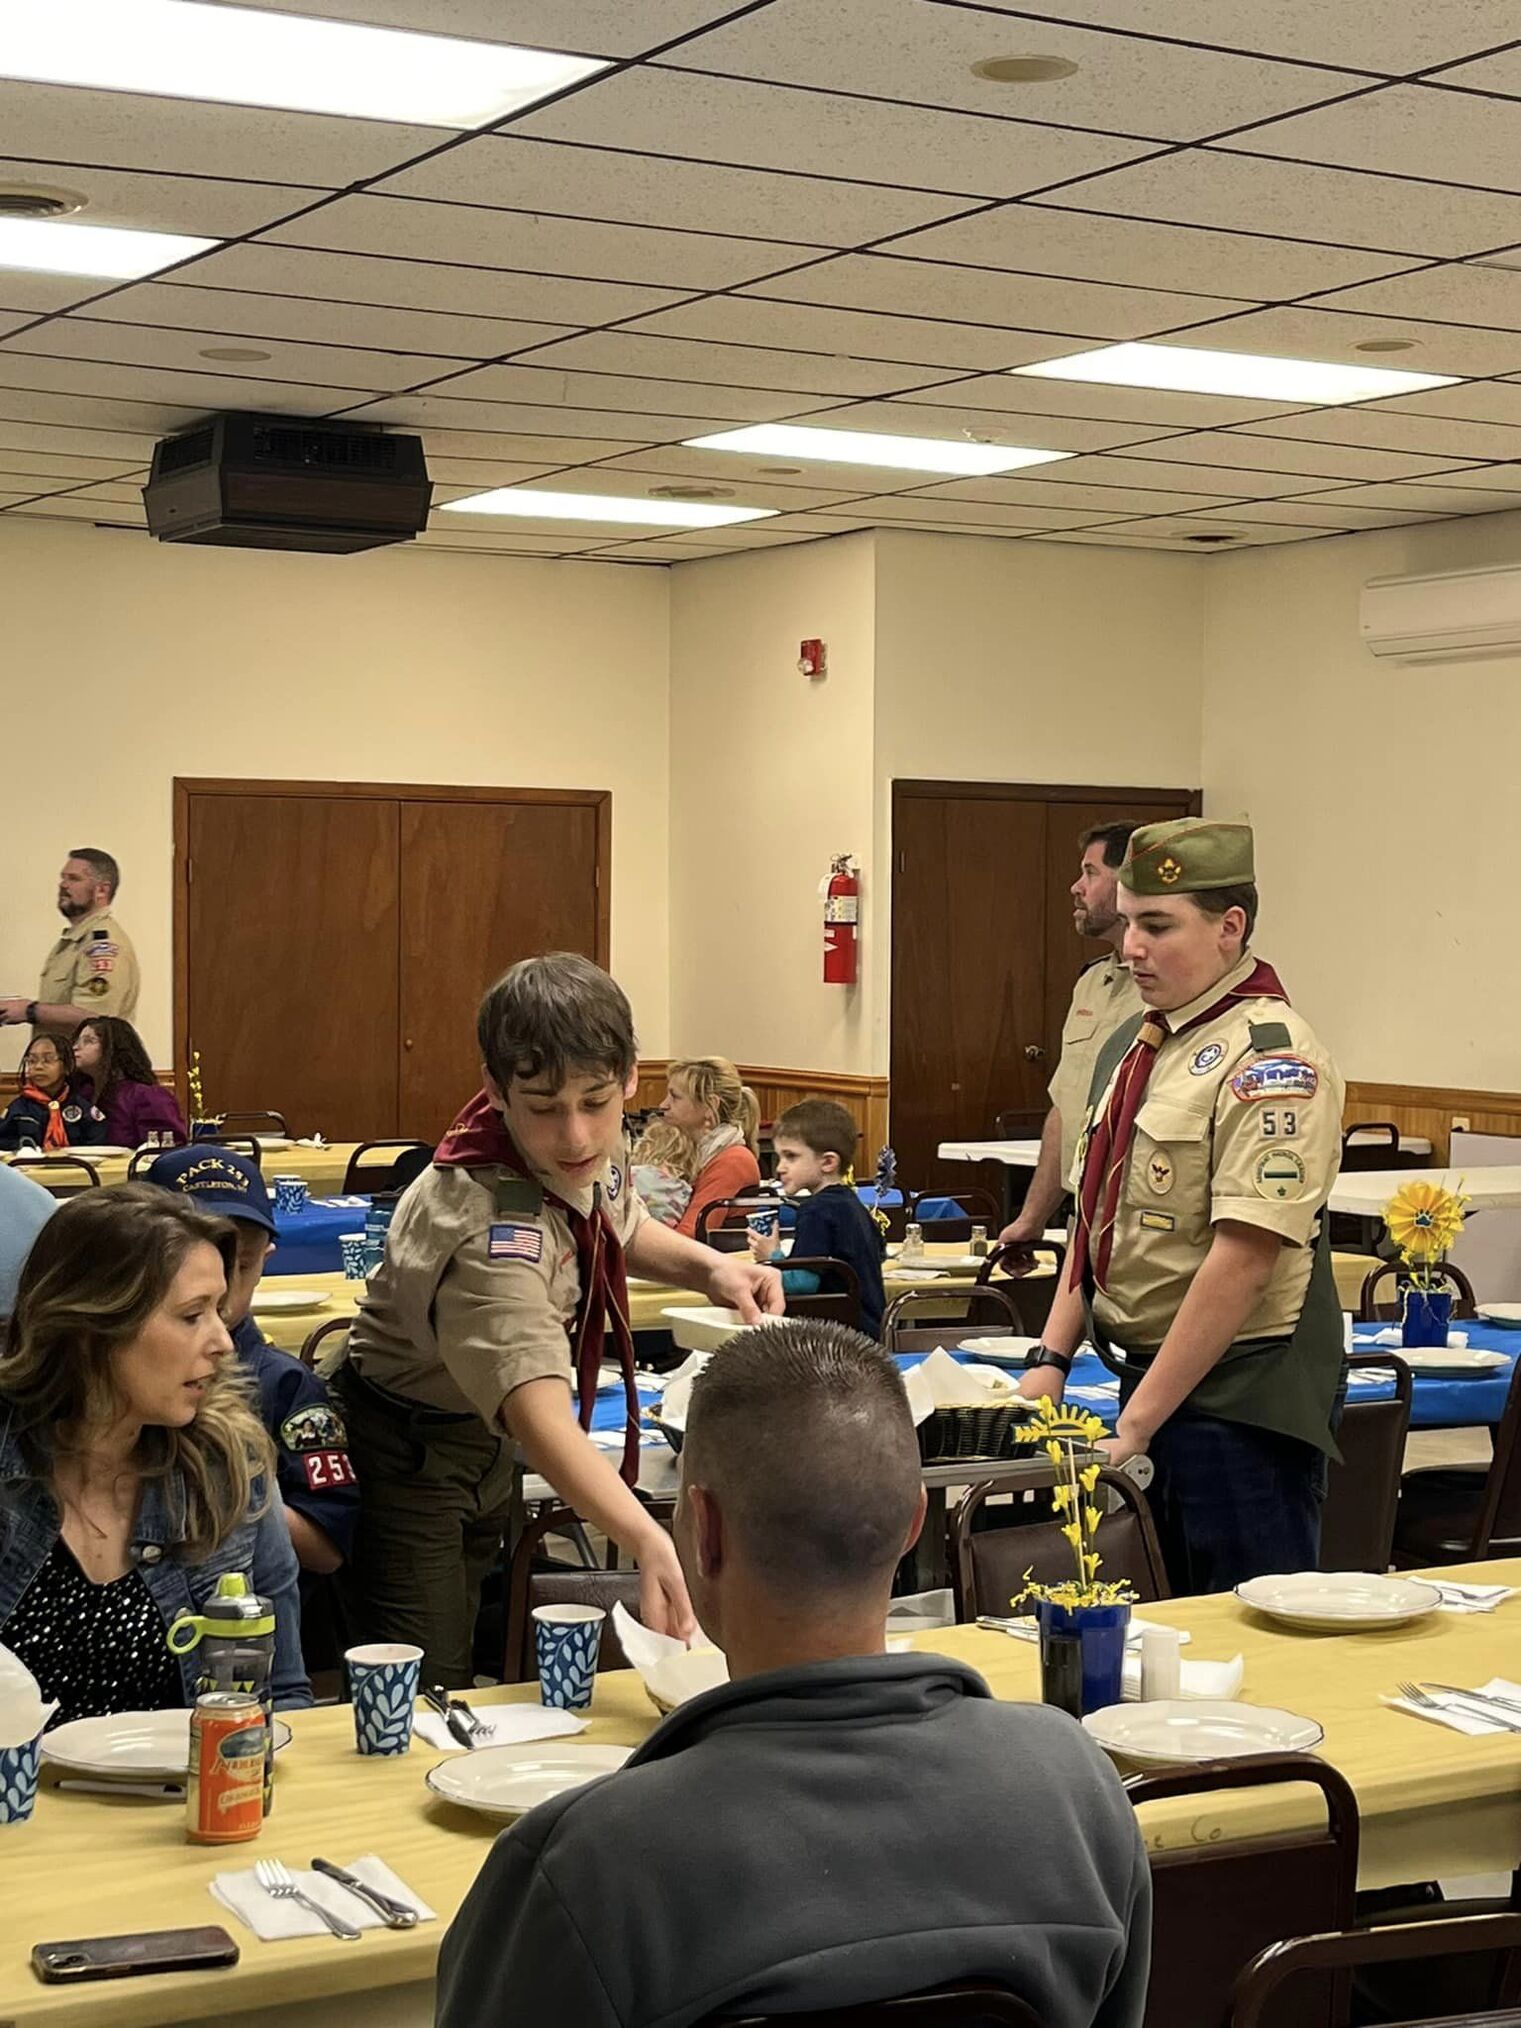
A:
1047 952 1142 1186
38 909 140 1019
347 1147 646 1427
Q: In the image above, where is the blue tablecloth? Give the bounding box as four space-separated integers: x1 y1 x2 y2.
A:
268 1194 371 1275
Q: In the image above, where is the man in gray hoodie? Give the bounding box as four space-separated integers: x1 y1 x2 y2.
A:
437 1322 1151 2028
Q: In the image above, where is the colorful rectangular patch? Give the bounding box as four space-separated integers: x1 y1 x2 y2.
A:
301 1449 356 1491
1230 1055 1319 1105
489 1221 544 1263
1139 1210 1176 1231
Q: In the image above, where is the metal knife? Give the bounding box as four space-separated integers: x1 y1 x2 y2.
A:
421 1684 479 1751
1421 1681 1521 1721
310 1859 420 1929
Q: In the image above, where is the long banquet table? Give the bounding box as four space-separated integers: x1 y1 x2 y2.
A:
3 1558 1517 2028
1 1142 360 1198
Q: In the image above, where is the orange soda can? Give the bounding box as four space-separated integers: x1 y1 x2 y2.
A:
187 1692 265 1845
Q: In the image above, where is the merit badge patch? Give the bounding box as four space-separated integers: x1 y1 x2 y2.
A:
80 976 110 998
1145 1150 1175 1195
1190 1042 1226 1076
1230 1055 1319 1105
1139 1210 1176 1232
1254 1149 1307 1202
489 1221 544 1263
280 1402 348 1453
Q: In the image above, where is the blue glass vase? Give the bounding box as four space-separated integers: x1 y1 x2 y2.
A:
1034 1598 1131 1718
1402 1287 1453 1349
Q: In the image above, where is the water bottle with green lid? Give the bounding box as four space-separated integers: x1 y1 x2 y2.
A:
168 1573 276 1814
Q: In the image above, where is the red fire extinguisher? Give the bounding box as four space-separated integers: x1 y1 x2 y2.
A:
823 854 859 986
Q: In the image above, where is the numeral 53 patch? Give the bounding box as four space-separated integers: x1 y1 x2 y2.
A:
1259 1107 1298 1139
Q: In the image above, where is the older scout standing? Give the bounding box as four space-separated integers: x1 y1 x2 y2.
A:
1020 818 1345 1595
334 953 783 1687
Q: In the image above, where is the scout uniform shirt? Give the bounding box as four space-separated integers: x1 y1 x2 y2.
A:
1047 952 1142 1186
37 909 140 1020
1075 951 1344 1452
346 1141 647 1426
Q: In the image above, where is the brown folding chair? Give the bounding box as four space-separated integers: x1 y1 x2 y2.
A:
298 1318 351 1375
218 1110 290 1137
1338 1122 1402 1172
696 1196 780 1252
950 1460 1169 1621
1128 1754 1361 2028
974 1240 1066 1337
1233 1910 1521 2028
1319 1352 1413 1572
7 1153 101 1195
128 1143 187 1177
910 1187 1003 1244
1359 1261 1478 1322
881 1285 1025 1352
715 1987 1045 2026
343 1139 433 1193
186 1135 264 1170
784 1256 862 1331
503 1504 645 1684
1394 1355 1521 1567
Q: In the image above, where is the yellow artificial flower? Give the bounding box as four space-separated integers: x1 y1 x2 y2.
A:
1079 1464 1101 1492
1384 1179 1467 1261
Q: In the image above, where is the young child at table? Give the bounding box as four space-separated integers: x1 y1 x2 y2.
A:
748 1099 888 1338
0 1032 108 1151
629 1116 696 1227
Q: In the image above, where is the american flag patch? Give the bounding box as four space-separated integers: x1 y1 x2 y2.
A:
489 1221 544 1263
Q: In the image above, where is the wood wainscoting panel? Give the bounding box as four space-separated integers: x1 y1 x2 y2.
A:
633 1062 889 1164
1344 1082 1521 1165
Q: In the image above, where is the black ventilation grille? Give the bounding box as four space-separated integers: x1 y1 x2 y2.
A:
251 424 401 471
157 426 216 474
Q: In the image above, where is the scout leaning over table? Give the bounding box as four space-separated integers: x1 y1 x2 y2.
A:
332 953 784 1687
1019 818 1346 1596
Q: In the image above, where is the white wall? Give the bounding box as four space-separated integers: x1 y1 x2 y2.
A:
1202 507 1521 1090
0 517 672 1071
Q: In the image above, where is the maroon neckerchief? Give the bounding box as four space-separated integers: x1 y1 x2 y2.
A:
434 1091 640 1485
1068 959 1289 1295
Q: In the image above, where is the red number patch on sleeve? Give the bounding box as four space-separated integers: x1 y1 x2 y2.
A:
302 1449 356 1490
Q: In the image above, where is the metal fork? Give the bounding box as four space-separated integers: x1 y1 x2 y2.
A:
254 1858 363 1939
1396 1681 1521 1734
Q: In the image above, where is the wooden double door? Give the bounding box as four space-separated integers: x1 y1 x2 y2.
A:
890 780 1198 1195
176 780 608 1143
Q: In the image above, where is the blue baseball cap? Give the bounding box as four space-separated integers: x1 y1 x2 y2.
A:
145 1146 276 1233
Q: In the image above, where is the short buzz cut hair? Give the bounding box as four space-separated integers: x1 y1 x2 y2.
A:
477 952 636 1092
773 1097 859 1170
1079 822 1139 869
69 847 120 898
1190 881 1260 941
682 1320 921 1595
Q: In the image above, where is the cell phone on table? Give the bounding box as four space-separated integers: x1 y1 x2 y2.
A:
31 1925 240 1982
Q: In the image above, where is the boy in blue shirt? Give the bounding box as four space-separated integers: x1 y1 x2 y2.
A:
749 1100 887 1337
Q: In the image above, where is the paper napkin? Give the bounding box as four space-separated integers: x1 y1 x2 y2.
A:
1433 1583 1517 1615
902 1347 1020 1426
1385 1677 1521 1735
1122 1653 1244 1702
1359 1328 1470 1350
212 1855 435 1940
411 1704 587 1753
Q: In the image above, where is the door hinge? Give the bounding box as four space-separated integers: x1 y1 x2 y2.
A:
185 857 192 885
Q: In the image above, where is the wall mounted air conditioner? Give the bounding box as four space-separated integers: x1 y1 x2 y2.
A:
1361 561 1521 666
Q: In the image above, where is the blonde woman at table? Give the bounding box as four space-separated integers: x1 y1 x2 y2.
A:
0 1186 310 1726
658 1056 762 1238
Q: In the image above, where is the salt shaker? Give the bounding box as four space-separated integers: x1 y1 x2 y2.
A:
1137 1624 1182 1701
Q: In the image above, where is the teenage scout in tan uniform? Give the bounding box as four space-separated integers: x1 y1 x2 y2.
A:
999 823 1141 1254
0 850 140 1035
1020 818 1345 1594
333 953 782 1688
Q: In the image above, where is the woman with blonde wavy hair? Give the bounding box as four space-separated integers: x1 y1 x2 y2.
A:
0 1186 309 1725
659 1056 762 1240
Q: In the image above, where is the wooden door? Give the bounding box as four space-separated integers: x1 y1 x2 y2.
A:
185 793 400 1139
397 799 603 1140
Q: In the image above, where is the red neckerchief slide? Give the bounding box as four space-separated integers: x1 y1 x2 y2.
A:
20 1085 68 1151
434 1090 640 1485
1069 959 1289 1295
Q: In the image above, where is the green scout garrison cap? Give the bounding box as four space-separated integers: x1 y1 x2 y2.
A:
1121 818 1254 895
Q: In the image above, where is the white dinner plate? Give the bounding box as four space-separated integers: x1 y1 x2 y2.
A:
43 1709 294 1780
12 1144 135 1161
425 1743 631 1820
1084 1698 1323 1767
1235 1570 1442 1631
251 1137 296 1152
1479 1304 1521 1331
957 1334 1042 1362
888 1254 983 1274
249 1288 331 1317
1393 1348 1508 1377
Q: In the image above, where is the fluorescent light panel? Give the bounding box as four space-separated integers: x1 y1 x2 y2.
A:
685 423 1071 476
0 216 216 279
2 0 607 128
440 489 777 528
1012 342 1458 406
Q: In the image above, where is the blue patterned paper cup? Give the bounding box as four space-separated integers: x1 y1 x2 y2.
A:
0 1734 43 1826
346 1643 423 1756
339 1232 369 1281
273 1175 308 1216
533 1605 605 1710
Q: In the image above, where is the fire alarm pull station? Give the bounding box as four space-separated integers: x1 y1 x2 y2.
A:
798 638 827 679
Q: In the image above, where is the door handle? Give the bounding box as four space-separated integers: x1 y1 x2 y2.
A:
403 1036 415 1051
1024 1044 1046 1063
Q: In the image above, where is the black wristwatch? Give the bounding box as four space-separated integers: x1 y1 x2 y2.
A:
24 1001 37 1026
1022 1343 1073 1379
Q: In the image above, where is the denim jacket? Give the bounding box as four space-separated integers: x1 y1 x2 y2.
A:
0 1428 312 1710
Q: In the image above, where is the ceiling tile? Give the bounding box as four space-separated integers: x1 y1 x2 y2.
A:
229 0 748 57
1312 261 1521 333
0 387 202 433
971 1 1521 72
882 202 1412 300
1231 84 1521 195
898 371 1290 429
1123 428 1469 481
261 194 817 289
1028 452 1326 496
900 474 1223 512
1029 526 1218 550
376 135 974 245
582 442 957 495
432 499 755 539
812 493 1121 528
0 352 362 414
659 0 1367 142
469 464 858 510
1180 496 1447 527
1375 380 1521 424
0 158 319 240
1235 406 1521 460
824 396 1181 451
744 254 1244 338
424 456 567 486
411 527 603 552
0 275 111 315
0 418 161 461
1045 149 1521 257
514 65 1156 198
171 244 684 326
1162 301 1521 376
624 295 1078 371
8 495 146 524
0 79 438 186
1084 516 1328 544
350 391 728 439
0 312 31 340
86 281 580 361
60 481 148 504
425 362 840 422
1426 48 1521 99
414 427 642 463
3 317 457 396
0 448 142 481
1399 462 1521 492
1294 480 1521 511
502 329 951 397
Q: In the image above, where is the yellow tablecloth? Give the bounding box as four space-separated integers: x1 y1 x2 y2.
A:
628 1245 1050 1334
246 1274 359 1360
1 1143 361 1197
3 1559 1518 2025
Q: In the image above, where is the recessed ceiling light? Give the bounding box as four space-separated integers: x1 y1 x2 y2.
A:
1012 341 1458 405
1182 532 1239 545
971 54 1079 82
647 483 736 501
198 344 271 362
757 465 805 476
0 183 86 219
0 214 216 279
440 487 776 528
1354 337 1417 354
685 423 1071 477
2 0 607 128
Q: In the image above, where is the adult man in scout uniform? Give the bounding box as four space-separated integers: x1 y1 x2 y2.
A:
1 848 140 1034
1019 818 1345 1594
333 952 783 1688
999 822 1141 1256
